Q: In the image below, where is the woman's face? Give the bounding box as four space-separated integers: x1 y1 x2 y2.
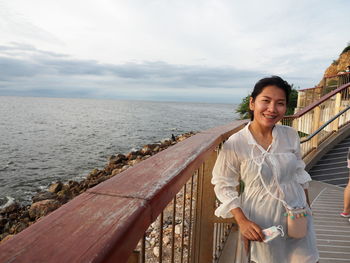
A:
249 85 287 129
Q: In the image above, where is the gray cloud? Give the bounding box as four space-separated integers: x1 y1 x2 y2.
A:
0 43 317 102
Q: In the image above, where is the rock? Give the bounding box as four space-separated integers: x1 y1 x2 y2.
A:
177 136 187 142
19 210 30 219
0 234 13 244
142 155 151 160
111 168 122 176
121 165 130 171
175 224 182 235
140 145 152 155
0 216 7 227
0 202 20 214
153 246 160 257
48 181 63 193
87 169 101 180
153 146 160 152
68 180 79 189
70 186 80 197
126 151 138 160
32 191 57 203
109 154 127 164
9 222 28 234
87 180 99 188
29 200 60 220
129 158 142 166
9 213 18 220
161 140 171 147
57 189 72 203
163 236 170 244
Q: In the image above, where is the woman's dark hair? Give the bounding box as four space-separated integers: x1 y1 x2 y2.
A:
249 76 292 120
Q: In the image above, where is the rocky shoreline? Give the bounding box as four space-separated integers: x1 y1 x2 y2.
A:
0 132 196 243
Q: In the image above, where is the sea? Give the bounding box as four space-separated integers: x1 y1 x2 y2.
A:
0 96 238 207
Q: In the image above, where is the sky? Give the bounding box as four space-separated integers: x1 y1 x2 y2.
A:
0 0 349 103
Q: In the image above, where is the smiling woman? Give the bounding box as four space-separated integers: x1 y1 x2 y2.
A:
212 76 320 263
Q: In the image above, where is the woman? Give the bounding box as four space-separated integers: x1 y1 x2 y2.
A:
212 76 319 262
340 147 350 219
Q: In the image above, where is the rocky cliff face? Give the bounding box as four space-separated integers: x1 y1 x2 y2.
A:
323 49 350 77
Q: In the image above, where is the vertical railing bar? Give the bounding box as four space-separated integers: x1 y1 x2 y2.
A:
214 223 219 259
142 233 146 263
192 163 205 263
217 221 221 255
171 196 177 263
220 223 223 249
187 173 195 263
222 224 225 247
159 211 164 263
180 184 187 263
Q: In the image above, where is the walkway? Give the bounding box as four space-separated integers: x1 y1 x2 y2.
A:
310 181 350 263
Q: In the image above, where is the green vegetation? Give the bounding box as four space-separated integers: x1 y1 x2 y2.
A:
341 42 350 54
327 79 338 87
236 86 298 119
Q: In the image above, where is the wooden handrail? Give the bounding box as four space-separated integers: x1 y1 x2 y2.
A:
324 71 350 79
284 82 350 119
0 120 247 263
298 72 350 91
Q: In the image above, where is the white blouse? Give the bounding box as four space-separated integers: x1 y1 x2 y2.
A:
212 122 311 218
211 123 319 263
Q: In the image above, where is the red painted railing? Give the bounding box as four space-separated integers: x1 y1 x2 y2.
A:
0 120 246 263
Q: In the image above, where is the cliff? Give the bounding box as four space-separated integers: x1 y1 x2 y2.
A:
323 48 350 78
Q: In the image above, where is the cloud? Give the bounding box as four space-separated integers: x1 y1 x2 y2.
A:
0 43 277 102
1 0 349 103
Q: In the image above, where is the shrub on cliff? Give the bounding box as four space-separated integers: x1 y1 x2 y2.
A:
341 43 350 55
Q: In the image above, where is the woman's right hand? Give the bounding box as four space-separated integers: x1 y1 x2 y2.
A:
231 207 264 242
238 218 264 242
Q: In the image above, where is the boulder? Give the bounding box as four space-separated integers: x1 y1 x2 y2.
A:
129 158 142 166
0 215 7 227
68 180 79 189
87 180 100 188
56 189 73 203
32 191 57 203
108 154 127 164
121 165 130 171
111 168 122 176
161 140 171 147
153 246 160 257
140 145 152 155
9 222 28 234
153 146 160 152
126 151 141 160
0 234 13 244
87 169 101 180
29 200 60 220
48 181 63 193
0 202 20 214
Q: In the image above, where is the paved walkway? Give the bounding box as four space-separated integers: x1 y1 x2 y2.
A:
310 181 350 263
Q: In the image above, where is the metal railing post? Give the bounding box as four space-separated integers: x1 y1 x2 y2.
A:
191 151 217 263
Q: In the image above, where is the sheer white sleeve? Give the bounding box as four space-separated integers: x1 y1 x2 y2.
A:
293 130 312 189
211 141 241 218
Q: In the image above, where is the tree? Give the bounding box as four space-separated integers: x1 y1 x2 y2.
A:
235 86 298 119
